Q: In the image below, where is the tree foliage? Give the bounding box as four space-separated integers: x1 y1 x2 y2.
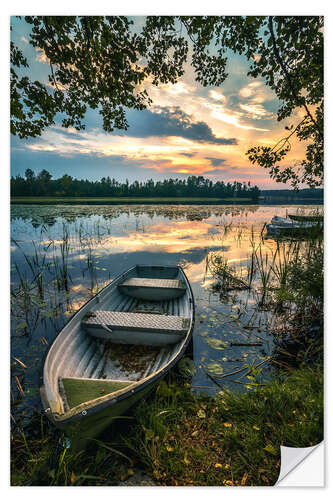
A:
11 16 323 187
11 170 260 200
178 16 323 188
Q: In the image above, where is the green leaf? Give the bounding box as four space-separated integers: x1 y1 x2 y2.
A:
264 444 278 455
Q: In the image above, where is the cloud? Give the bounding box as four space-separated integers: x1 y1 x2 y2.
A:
208 89 226 102
121 106 238 146
35 47 49 64
239 103 274 119
205 168 227 174
205 157 227 167
52 127 89 141
211 107 270 132
180 152 196 158
162 82 196 95
238 81 262 99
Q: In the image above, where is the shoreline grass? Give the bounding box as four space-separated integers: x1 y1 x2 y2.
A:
10 365 323 486
125 366 323 486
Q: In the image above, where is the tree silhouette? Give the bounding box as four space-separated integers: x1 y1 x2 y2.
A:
11 171 261 201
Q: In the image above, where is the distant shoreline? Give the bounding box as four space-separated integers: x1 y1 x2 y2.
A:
10 196 257 205
10 196 323 206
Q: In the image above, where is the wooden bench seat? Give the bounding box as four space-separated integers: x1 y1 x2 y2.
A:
82 310 189 346
118 277 186 301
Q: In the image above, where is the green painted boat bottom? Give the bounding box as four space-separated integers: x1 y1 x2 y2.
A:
62 382 157 451
61 378 133 409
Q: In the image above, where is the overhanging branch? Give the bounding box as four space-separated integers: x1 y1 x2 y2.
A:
268 16 323 141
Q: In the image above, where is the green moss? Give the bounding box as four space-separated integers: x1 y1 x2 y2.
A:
62 378 132 409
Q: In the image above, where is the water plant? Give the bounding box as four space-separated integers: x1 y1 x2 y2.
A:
206 252 250 292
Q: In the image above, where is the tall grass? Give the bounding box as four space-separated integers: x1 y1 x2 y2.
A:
206 224 323 331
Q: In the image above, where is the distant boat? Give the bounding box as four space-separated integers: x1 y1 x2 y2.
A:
288 214 323 223
40 265 194 449
270 215 319 228
266 215 323 237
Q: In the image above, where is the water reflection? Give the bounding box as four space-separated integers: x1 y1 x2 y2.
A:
11 203 261 228
10 204 322 426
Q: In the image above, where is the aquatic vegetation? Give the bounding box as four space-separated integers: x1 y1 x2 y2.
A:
206 252 250 292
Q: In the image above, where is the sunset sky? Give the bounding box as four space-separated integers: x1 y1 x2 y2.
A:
10 16 308 190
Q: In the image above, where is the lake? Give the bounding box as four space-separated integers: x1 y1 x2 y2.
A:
10 203 322 427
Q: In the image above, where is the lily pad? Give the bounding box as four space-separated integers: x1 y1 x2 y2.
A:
229 314 239 320
207 362 224 375
205 338 228 350
16 321 27 330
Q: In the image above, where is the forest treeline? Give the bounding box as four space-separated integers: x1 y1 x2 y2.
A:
11 169 261 200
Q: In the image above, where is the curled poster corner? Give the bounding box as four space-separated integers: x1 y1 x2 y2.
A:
276 441 324 486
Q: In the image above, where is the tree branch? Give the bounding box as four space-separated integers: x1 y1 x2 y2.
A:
268 16 323 140
271 117 307 154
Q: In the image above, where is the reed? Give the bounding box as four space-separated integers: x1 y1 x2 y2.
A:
206 252 250 292
246 250 256 287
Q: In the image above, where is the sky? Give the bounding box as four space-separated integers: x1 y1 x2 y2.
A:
10 16 309 190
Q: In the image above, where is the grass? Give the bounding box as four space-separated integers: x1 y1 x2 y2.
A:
206 225 323 312
124 366 322 486
11 196 255 205
11 415 136 485
11 365 323 486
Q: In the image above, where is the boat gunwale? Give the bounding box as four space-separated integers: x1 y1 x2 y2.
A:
42 266 136 414
41 265 195 425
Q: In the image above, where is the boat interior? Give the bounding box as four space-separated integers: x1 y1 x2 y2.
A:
44 266 192 414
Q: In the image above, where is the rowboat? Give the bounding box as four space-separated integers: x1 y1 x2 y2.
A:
40 265 194 449
288 214 323 223
270 215 318 228
266 216 323 237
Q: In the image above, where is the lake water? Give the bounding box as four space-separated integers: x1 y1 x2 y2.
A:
10 203 322 427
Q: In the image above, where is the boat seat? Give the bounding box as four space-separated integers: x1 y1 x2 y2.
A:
59 377 134 410
118 277 186 301
82 310 189 345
